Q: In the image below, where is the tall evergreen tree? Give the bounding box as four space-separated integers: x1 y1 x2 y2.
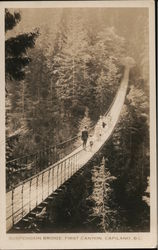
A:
5 9 38 83
5 9 38 160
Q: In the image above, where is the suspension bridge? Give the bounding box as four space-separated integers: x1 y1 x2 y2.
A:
6 58 135 232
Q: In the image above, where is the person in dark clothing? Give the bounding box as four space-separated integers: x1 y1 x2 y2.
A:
102 121 106 128
81 127 88 150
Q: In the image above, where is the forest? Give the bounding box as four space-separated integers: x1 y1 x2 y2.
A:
6 8 149 157
6 8 150 232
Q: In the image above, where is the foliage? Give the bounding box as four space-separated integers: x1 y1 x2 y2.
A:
5 10 38 81
5 9 21 32
105 79 149 208
5 9 38 161
6 10 126 160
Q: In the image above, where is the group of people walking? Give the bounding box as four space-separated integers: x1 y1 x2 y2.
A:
81 115 111 151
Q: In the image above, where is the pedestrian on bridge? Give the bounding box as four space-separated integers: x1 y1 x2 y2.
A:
102 121 106 128
81 127 88 150
89 135 93 152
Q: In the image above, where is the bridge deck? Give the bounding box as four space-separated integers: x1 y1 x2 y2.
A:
6 67 129 232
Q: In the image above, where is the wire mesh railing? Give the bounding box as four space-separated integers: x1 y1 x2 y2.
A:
6 148 83 232
6 135 81 191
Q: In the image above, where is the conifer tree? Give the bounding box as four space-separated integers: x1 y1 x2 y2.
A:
5 9 38 83
5 9 38 160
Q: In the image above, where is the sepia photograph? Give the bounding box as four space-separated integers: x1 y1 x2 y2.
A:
0 1 157 249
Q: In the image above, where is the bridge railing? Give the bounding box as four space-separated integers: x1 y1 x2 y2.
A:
6 147 83 232
6 134 82 191
6 120 97 192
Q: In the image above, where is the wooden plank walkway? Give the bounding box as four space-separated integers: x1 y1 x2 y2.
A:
6 66 130 232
